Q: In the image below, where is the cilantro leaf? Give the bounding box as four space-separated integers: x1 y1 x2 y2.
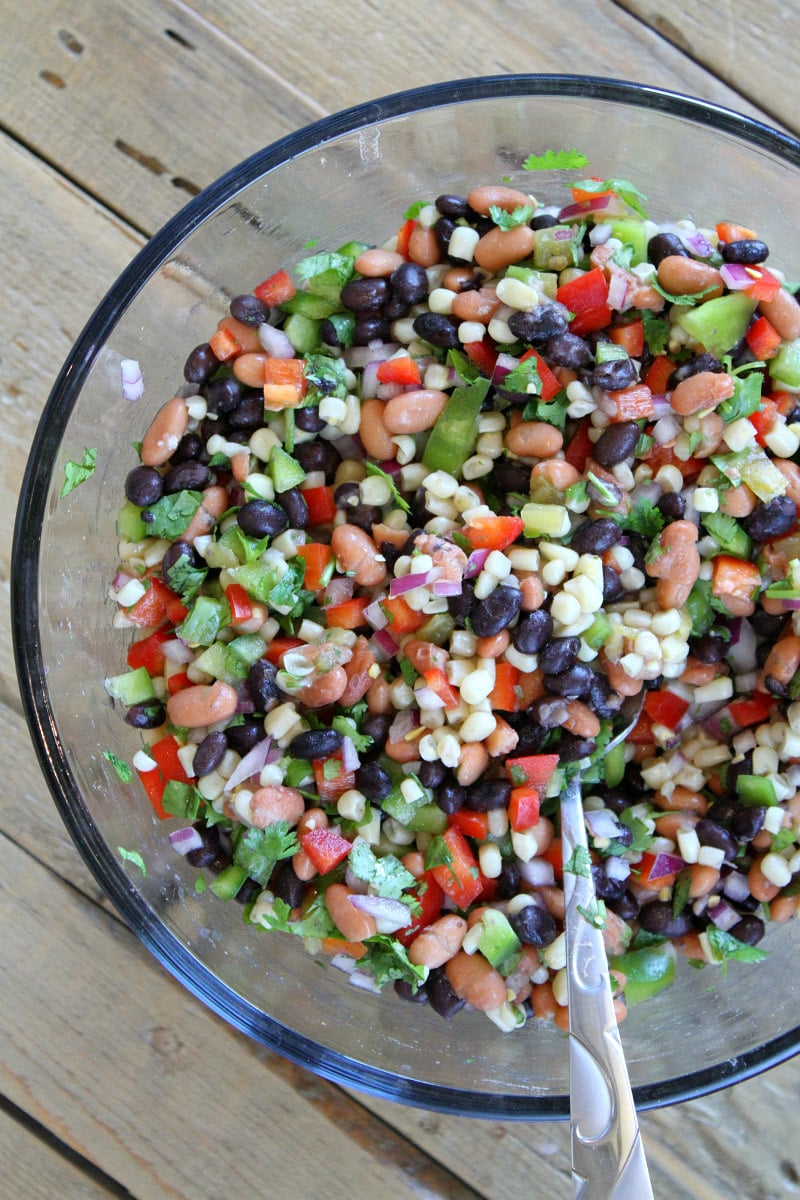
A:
399 657 418 687
103 750 133 783
424 835 454 872
165 551 207 599
502 356 543 395
614 496 666 539
523 148 589 172
641 310 670 356
706 927 769 966
303 353 348 399
294 252 353 286
348 842 417 899
404 200 428 220
144 490 203 538
570 177 648 219
685 578 730 637
577 898 607 930
771 828 797 853
717 370 764 423
564 845 592 877
651 280 720 306
234 823 299 887
364 460 411 513
522 391 570 432
161 780 203 820
61 447 98 497
489 203 535 230
261 894 338 939
117 846 147 875
564 480 589 506
360 935 427 991
331 715 373 754
446 347 481 383
672 868 692 918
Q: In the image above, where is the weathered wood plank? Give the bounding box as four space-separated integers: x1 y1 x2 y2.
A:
617 0 800 136
0 1105 120 1200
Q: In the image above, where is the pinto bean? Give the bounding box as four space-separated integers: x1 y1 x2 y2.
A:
366 675 392 714
486 716 519 757
688 864 720 898
646 519 700 610
476 630 510 658
141 397 189 467
770 895 800 923
720 483 757 518
656 256 724 299
520 575 545 611
331 523 387 587
774 459 800 505
325 883 378 942
467 184 534 215
385 735 422 763
654 786 708 816
339 636 377 707
505 421 564 459
531 981 558 1020
216 314 262 352
291 849 317 882
759 634 800 692
181 484 229 545
353 248 405 277
748 857 781 903
759 287 800 340
445 951 507 1011
451 287 500 323
401 851 426 879
372 521 409 550
599 652 645 697
654 812 700 840
538 881 564 921
232 352 268 387
166 680 238 728
529 459 581 491
670 371 735 416
561 700 601 739
404 639 449 674
249 785 305 829
294 665 349 708
359 397 397 460
443 266 482 291
456 741 489 786
408 914 468 968
383 389 449 434
474 225 536 273
407 225 441 268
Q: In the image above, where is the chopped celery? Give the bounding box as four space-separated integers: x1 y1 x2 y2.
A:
283 311 321 354
769 337 800 390
116 500 148 542
583 612 612 650
608 217 649 265
604 742 626 788
478 909 521 972
521 502 571 538
608 943 676 1005
104 666 156 705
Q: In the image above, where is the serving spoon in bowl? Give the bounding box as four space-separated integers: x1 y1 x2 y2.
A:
559 691 654 1200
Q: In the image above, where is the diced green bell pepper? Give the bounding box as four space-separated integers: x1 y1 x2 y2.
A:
422 378 491 477
608 942 677 1006
676 293 757 358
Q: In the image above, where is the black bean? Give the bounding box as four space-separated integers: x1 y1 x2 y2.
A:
545 331 593 370
161 540 198 588
340 277 389 312
427 969 466 1020
508 902 557 947
193 731 228 778
602 565 625 604
436 780 466 814
230 293 270 325
186 823 225 870
288 728 344 760
695 818 739 862
447 580 476 626
294 405 325 433
608 890 640 920
657 492 685 520
591 863 628 902
412 312 460 350
389 261 429 305
593 421 640 468
691 633 728 664
466 779 511 812
588 672 622 722
647 232 689 265
731 805 766 842
354 761 392 803
394 978 429 1005
246 659 279 710
544 662 595 699
531 213 559 230
538 636 580 675
235 877 260 906
706 797 739 825
225 718 265 756
417 760 446 789
237 499 289 539
184 342 219 384
334 482 360 510
433 214 456 255
320 318 348 348
638 900 694 938
125 465 164 507
750 610 787 639
354 314 391 344
571 517 621 556
515 724 548 754
507 304 569 344
512 609 553 655
203 375 243 415
493 458 532 493
347 503 382 533
279 488 310 530
470 583 523 637
163 460 211 494
171 432 205 465
558 734 596 761
725 751 753 796
271 859 306 909
721 239 769 265
435 194 469 218
742 495 798 542
528 696 569 729
124 701 165 729
603 787 635 815
668 352 722 389
592 357 639 391
494 858 522 900
729 914 766 945
360 713 392 754
293 439 340 480
228 394 266 430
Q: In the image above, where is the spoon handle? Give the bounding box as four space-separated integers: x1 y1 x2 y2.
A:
560 777 654 1200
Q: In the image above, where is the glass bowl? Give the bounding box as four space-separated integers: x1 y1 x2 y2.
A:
12 74 800 1119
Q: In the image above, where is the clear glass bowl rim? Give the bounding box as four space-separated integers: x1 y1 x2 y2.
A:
12 73 800 1119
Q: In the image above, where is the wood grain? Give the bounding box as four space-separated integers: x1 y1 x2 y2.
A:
1 1104 120 1200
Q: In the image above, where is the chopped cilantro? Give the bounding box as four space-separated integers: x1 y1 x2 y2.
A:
117 846 147 875
635 432 655 458
331 715 373 754
424 835 454 873
207 451 231 468
614 496 666 539
161 780 203 820
165 551 207 599
144 489 203 538
564 845 592 878
399 657 419 687
360 935 427 991
219 526 269 564
641 310 670 356
234 823 299 887
564 480 589 506
262 894 337 939
323 758 343 781
364 460 411 513
771 828 797 853
685 578 730 637
60 447 98 497
586 471 619 507
451 529 473 554
403 200 428 220
348 842 416 899
502 356 542 395
630 928 666 950
672 868 692 918
523 148 588 171
489 203 535 230
706 927 769 968
303 353 348 399
446 347 481 383
294 252 353 287
610 243 635 271
717 369 764 423
570 177 648 219
195 875 208 893
651 280 720 306
522 390 570 432
577 898 607 930
103 750 133 783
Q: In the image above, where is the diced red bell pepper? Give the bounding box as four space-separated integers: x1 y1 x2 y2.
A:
301 827 352 874
301 485 337 527
312 753 356 802
643 355 675 396
430 827 484 909
557 268 612 336
263 357 307 410
126 627 172 675
423 668 461 710
564 417 594 472
643 689 691 730
208 325 242 362
225 582 254 625
166 671 192 696
296 542 335 591
571 180 613 203
606 385 655 422
637 851 679 891
395 873 444 947
137 766 169 820
518 347 562 402
488 661 520 712
463 515 523 551
449 810 490 840
263 635 303 665
609 319 645 358
727 695 777 728
380 595 426 634
505 753 560 790
744 266 782 303
376 357 421 386
254 268 296 307
125 577 187 629
628 711 655 746
149 733 192 785
716 221 758 244
463 338 499 378
749 398 780 446
325 597 370 630
508 786 541 832
541 837 563 882
396 218 416 259
746 314 783 360
711 556 761 605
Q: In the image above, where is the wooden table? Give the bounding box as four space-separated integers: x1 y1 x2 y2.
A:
3 5 799 1197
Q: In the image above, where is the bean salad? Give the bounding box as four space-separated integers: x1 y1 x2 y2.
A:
106 156 800 1030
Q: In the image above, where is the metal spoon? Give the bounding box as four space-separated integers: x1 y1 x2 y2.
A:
560 693 654 1200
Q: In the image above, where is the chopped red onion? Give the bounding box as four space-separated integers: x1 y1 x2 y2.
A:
388 709 418 741
363 599 388 630
607 272 630 312
649 851 686 879
389 571 429 597
224 737 274 792
161 638 194 664
682 230 714 258
552 226 574 242
376 380 408 401
325 575 355 606
491 352 519 387
349 970 382 993
519 858 555 887
340 736 361 773
708 899 741 932
722 870 752 904
112 570 134 591
701 706 742 742
349 893 414 932
465 548 490 578
432 578 463 597
377 458 402 475
169 826 204 855
719 262 755 291
361 359 382 399
584 809 625 841
258 322 295 358
121 359 144 401
331 952 359 973
558 194 617 220
414 685 446 710
371 627 400 660
650 393 674 419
